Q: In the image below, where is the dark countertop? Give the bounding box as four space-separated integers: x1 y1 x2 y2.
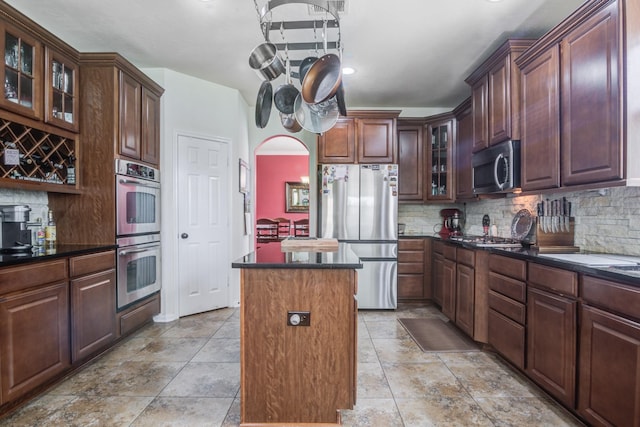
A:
431 236 640 287
232 241 363 269
0 244 118 268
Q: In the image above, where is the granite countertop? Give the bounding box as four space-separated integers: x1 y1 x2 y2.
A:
232 241 363 269
0 244 118 267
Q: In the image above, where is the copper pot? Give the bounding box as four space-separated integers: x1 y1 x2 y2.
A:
301 53 342 105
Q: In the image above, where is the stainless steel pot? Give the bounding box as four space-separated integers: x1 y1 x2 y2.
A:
301 53 342 104
249 42 285 81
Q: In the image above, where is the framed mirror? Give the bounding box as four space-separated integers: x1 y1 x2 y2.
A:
285 181 309 213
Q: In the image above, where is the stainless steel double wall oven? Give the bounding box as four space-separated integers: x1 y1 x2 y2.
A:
115 159 161 310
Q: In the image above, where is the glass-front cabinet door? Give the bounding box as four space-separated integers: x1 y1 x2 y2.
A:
1 23 42 119
427 119 454 201
45 47 78 132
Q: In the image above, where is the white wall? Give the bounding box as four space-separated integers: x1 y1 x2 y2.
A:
142 68 251 321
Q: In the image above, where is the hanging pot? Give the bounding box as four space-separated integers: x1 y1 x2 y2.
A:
294 93 339 134
274 56 300 115
249 42 285 81
301 53 342 104
280 111 302 133
255 80 273 129
335 82 347 116
298 56 318 84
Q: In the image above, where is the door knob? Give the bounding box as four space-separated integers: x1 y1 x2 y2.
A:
181 233 188 239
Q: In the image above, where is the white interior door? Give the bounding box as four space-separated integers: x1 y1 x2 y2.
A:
177 134 229 317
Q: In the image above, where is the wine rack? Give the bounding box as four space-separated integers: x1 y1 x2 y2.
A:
0 118 76 186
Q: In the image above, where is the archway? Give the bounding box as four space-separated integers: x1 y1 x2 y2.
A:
254 135 309 245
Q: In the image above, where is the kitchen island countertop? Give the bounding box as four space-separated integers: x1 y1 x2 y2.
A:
231 241 362 269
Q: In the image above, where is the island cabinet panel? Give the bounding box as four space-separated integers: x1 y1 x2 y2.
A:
526 287 577 408
561 0 621 186
0 281 70 404
520 44 561 191
240 268 356 425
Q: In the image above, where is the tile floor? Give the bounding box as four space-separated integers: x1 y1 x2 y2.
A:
1 303 585 426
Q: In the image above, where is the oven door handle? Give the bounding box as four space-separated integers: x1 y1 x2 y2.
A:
118 178 160 189
119 245 160 256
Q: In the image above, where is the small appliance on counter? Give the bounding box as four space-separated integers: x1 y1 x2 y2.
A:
0 205 33 253
438 208 463 238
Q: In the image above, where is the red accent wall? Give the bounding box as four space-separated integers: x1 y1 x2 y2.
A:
256 155 309 222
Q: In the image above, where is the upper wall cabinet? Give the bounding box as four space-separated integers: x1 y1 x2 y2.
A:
317 110 400 164
454 98 474 200
0 21 42 121
465 39 534 153
426 113 455 202
397 119 425 202
516 0 636 190
45 47 79 132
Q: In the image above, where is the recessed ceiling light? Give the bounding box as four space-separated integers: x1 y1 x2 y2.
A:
342 67 355 75
486 0 503 2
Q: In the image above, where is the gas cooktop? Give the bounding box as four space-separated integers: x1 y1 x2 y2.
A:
448 235 523 248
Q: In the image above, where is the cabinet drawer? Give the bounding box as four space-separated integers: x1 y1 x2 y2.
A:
398 251 423 263
443 244 456 261
489 308 525 370
0 259 68 295
582 275 640 321
456 247 475 267
528 262 577 297
398 263 424 274
489 272 526 303
490 254 526 281
70 250 116 278
119 294 160 337
398 239 424 251
489 290 526 324
398 275 425 299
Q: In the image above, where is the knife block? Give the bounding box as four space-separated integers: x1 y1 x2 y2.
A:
535 217 580 253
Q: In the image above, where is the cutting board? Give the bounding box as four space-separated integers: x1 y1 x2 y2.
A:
280 237 339 252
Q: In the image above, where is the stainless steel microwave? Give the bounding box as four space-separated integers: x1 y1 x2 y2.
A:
472 140 521 194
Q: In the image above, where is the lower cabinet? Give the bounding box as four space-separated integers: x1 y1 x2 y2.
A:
456 262 475 336
70 250 116 362
526 287 577 408
398 238 432 301
0 281 70 404
441 257 456 320
432 242 444 306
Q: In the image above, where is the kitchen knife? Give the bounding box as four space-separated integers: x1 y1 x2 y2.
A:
563 197 569 232
551 199 557 233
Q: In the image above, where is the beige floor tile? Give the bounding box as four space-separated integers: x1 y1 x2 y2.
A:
340 398 404 427
373 338 436 364
160 362 240 398
221 398 241 427
0 395 77 427
383 360 465 398
356 362 393 399
366 319 412 339
476 396 584 426
358 336 379 363
130 397 234 427
95 336 156 364
129 337 208 362
133 320 179 339
212 321 240 339
160 318 225 338
192 338 240 363
395 396 495 427
49 360 184 397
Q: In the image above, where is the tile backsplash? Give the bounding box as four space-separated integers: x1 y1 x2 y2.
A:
0 188 49 223
399 186 640 256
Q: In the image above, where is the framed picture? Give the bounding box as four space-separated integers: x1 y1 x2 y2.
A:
285 181 310 213
239 159 249 193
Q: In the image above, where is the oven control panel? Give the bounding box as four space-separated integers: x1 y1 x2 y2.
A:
115 159 160 182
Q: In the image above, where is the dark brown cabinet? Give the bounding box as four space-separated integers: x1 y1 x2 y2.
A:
488 254 527 370
397 120 425 202
526 287 577 408
519 45 561 191
0 260 70 404
466 40 533 152
432 241 444 306
454 98 474 200
440 244 457 320
317 111 400 164
456 262 474 337
45 47 79 132
427 115 455 202
70 250 116 362
398 238 432 301
561 0 621 186
118 69 161 166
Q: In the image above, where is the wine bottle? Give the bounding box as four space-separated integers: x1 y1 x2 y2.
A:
45 210 56 247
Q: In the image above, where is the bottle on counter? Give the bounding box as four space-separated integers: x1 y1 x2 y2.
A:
35 218 45 247
45 210 56 247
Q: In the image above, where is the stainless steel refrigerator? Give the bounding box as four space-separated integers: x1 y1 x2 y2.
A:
318 164 398 309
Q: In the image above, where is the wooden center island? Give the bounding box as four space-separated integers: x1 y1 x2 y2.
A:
232 240 362 426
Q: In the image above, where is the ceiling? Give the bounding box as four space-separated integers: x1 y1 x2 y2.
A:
5 0 585 111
